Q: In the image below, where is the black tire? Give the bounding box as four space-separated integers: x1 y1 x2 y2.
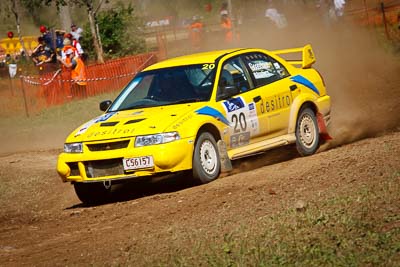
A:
295 107 320 156
74 182 111 205
192 132 221 184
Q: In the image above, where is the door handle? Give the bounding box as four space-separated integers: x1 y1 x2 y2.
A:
253 96 261 103
290 84 298 91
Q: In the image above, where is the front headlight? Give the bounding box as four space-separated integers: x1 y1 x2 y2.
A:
64 143 83 153
135 132 180 147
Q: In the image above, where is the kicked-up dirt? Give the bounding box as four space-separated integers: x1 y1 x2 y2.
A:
0 131 399 266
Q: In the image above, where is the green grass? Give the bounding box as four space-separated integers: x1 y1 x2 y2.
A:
145 174 400 267
0 92 118 132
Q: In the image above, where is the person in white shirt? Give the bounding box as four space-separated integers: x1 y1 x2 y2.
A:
70 23 83 41
333 0 346 17
265 0 287 29
63 33 84 59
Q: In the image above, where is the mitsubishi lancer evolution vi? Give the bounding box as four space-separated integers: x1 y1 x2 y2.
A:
57 45 331 204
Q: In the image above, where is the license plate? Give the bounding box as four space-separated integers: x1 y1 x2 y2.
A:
123 156 154 170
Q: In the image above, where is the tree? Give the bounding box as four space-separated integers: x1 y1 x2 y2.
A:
58 1 72 32
81 3 146 59
20 0 49 26
9 0 29 61
78 0 105 63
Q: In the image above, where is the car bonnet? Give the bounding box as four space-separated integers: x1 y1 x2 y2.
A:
66 104 203 143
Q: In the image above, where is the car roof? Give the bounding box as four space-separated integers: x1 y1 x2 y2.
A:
144 48 244 71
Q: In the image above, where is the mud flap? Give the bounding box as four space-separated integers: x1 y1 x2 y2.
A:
317 112 332 141
217 140 233 173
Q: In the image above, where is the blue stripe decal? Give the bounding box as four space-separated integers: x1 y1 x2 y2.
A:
290 75 320 96
196 106 230 126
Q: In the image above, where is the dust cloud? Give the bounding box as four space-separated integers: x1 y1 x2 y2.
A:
304 24 400 148
1 3 399 156
192 3 400 172
224 7 400 148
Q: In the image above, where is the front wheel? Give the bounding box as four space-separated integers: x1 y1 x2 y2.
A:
192 132 221 184
295 107 320 156
74 182 111 205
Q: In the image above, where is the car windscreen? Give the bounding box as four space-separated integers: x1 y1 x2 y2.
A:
109 64 216 112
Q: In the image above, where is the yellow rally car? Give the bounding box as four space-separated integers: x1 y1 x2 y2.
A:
57 45 331 204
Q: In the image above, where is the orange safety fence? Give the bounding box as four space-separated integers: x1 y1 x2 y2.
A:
347 4 400 26
14 52 158 116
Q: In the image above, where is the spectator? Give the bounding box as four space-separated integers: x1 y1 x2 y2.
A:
61 38 79 60
31 37 55 66
333 0 346 17
326 0 346 21
8 56 17 78
265 0 288 29
65 32 84 60
72 38 84 58
188 15 204 51
55 30 66 55
39 25 54 50
220 2 229 17
221 14 233 44
4 54 12 65
3 53 17 78
57 48 87 98
70 23 83 41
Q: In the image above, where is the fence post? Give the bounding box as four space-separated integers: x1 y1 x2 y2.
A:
19 76 30 117
363 0 370 26
8 75 14 97
380 2 390 40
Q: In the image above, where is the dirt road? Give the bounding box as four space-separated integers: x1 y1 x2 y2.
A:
0 130 399 266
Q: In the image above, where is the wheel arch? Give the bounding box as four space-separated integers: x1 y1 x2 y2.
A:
288 96 318 133
299 101 318 115
194 123 222 145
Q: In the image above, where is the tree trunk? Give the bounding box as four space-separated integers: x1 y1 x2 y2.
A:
59 1 72 32
87 2 104 63
11 0 29 61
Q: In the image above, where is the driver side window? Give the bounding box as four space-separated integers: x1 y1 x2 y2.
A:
217 57 251 101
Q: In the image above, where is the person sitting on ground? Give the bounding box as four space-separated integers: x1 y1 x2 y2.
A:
31 37 55 66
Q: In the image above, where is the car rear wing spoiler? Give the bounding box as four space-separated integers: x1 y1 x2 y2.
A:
273 44 316 69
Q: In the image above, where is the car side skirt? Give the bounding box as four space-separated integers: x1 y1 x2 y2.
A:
228 133 296 160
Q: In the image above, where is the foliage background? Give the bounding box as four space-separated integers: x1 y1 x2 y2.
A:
0 0 234 60
80 3 146 59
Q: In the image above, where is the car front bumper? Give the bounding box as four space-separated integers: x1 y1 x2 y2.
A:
57 137 194 183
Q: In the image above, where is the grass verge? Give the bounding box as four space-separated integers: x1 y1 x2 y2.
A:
146 171 400 266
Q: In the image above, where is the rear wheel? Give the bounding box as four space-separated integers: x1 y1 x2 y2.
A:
74 182 111 205
192 132 221 184
295 107 320 156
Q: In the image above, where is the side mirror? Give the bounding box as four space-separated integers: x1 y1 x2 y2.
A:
99 100 112 112
217 85 240 101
